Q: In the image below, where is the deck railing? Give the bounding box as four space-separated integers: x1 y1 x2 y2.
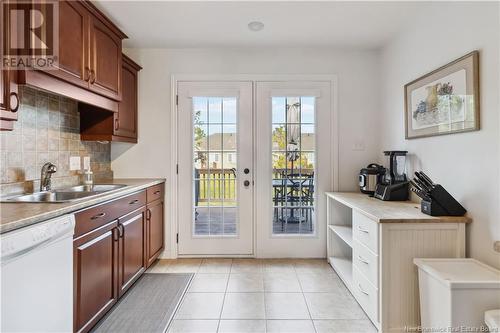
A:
194 168 314 204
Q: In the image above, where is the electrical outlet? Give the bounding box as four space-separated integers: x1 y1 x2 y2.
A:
494 241 500 253
83 156 90 170
69 156 81 171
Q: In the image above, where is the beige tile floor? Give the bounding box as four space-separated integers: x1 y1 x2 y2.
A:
147 259 377 333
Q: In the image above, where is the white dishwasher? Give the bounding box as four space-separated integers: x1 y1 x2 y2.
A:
1 214 75 333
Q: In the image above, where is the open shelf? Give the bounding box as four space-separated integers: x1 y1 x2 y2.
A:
328 256 353 289
328 225 353 247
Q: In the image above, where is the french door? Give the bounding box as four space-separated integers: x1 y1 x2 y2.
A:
177 79 333 257
177 82 254 255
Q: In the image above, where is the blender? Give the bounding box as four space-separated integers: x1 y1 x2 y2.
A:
374 151 410 201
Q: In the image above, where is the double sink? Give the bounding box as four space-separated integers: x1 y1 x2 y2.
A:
2 184 127 203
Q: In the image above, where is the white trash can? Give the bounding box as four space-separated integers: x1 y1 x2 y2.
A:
414 258 500 332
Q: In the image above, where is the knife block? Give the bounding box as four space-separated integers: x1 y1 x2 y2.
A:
420 185 466 216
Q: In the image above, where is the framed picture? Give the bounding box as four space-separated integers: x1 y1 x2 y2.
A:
404 51 480 139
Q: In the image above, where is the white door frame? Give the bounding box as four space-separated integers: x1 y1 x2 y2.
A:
170 74 339 258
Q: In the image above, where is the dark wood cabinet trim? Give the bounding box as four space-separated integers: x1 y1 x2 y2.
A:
19 69 119 112
80 1 128 39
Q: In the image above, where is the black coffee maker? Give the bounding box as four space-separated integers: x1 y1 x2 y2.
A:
374 151 410 201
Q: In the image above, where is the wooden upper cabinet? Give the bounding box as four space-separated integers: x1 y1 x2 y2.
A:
114 55 141 140
1 4 19 130
89 16 122 101
43 1 89 89
17 1 126 111
80 53 141 143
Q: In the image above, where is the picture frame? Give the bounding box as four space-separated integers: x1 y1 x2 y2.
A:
404 51 480 139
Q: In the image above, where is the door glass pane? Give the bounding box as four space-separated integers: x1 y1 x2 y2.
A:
193 97 238 237
272 97 316 235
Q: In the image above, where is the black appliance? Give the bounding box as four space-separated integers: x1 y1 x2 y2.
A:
410 171 467 216
374 151 410 201
359 164 386 195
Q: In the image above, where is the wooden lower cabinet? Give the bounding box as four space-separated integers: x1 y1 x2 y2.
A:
146 199 164 268
73 221 119 333
118 208 146 296
74 185 164 332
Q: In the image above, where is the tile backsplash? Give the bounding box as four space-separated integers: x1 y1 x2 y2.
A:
0 86 112 195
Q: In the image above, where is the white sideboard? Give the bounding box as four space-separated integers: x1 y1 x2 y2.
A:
325 192 471 333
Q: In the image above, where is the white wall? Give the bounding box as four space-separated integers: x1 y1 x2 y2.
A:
111 48 381 258
379 2 500 268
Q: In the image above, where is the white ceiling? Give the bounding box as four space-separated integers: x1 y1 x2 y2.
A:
94 1 428 49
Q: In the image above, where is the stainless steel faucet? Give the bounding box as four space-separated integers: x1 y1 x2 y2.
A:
40 162 57 192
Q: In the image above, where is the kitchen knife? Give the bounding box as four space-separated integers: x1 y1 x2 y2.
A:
410 180 426 194
419 171 436 187
410 187 428 200
415 172 434 190
413 177 431 193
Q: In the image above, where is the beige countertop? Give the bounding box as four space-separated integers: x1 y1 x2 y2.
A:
0 178 165 234
326 192 471 223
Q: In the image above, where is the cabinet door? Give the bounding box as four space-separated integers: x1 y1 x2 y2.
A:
0 71 18 119
89 17 122 101
146 200 164 267
1 4 19 127
41 1 89 89
114 59 138 139
74 221 119 333
118 208 146 296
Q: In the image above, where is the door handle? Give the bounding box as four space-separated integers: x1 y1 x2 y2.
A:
114 118 119 131
244 180 250 187
244 168 250 174
90 69 96 84
117 224 124 238
146 208 151 221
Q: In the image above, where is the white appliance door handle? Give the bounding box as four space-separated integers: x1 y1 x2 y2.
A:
358 284 369 295
357 226 369 233
357 255 369 264
1 233 67 263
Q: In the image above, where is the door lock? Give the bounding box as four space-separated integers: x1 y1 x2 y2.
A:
244 180 250 187
244 168 250 174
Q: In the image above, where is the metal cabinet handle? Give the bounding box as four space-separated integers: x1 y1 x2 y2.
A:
91 212 106 220
84 67 91 81
357 226 369 233
118 224 124 238
114 118 119 130
146 208 151 221
129 199 139 205
9 92 19 112
357 255 369 264
358 284 369 295
90 70 96 84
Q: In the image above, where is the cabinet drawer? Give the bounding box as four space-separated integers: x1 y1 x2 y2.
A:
352 211 379 254
353 266 379 325
75 190 146 237
353 239 379 287
147 183 164 203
